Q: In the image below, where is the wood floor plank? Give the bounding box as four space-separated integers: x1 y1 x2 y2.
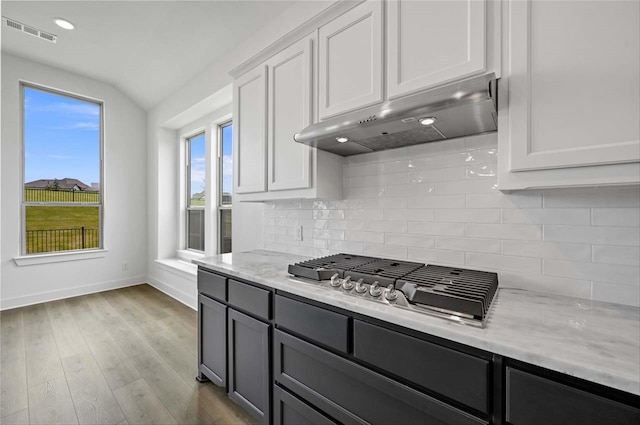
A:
45 300 90 359
27 376 79 425
128 350 218 425
62 351 125 424
81 330 141 391
0 408 29 425
22 305 65 388
64 296 105 337
0 310 28 418
112 379 176 425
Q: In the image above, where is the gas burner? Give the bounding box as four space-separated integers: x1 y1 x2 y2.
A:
288 254 498 327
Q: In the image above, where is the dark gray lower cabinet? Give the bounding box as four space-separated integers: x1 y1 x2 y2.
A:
273 385 337 425
506 367 640 425
198 294 226 386
274 329 487 425
228 308 271 424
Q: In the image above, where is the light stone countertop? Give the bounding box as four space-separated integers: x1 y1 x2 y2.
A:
194 250 640 396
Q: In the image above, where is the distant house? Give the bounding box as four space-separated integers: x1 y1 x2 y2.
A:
192 190 205 201
25 178 91 191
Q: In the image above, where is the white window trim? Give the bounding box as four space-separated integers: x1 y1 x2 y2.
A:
183 130 207 252
217 119 233 254
17 81 105 261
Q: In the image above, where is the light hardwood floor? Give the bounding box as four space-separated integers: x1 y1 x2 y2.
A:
0 284 256 425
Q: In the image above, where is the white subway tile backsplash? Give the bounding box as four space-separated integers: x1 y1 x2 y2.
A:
435 209 500 223
345 231 385 244
467 224 542 241
466 193 543 208
592 245 640 267
383 209 434 222
544 225 640 246
543 259 640 285
385 233 435 248
466 253 541 274
502 208 591 225
263 133 640 306
408 247 465 265
408 222 466 237
501 240 591 262
408 195 466 209
592 208 640 227
435 236 501 254
362 243 408 259
543 188 640 208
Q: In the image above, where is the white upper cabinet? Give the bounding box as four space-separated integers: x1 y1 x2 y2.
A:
233 66 267 194
386 0 487 99
318 0 384 120
499 0 640 189
267 38 312 192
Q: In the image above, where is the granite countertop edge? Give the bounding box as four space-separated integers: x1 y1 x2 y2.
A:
193 250 640 397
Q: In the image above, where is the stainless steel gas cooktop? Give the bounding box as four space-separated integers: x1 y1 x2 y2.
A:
287 253 498 327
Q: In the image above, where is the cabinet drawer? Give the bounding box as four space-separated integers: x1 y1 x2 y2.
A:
228 279 271 320
198 269 226 301
506 367 640 425
273 385 337 425
275 330 486 425
353 320 489 414
275 295 348 354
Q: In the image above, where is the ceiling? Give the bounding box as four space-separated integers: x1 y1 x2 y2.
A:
1 0 295 109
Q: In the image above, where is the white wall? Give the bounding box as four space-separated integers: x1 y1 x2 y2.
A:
0 53 148 309
264 133 640 307
146 1 333 308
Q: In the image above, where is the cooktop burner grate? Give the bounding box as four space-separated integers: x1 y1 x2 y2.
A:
346 259 424 287
287 253 379 281
395 265 498 320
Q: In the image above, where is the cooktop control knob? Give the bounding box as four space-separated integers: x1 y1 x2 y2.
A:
330 273 341 287
342 276 354 290
384 284 398 301
369 281 382 297
355 278 367 293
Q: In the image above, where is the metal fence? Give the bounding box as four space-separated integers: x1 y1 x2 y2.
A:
25 227 99 254
24 188 100 203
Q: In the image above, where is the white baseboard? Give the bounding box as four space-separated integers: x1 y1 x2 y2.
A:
147 275 197 310
0 275 146 311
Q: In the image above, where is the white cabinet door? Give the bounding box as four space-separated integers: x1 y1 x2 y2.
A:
267 37 313 191
387 0 486 99
318 0 383 120
505 0 639 172
233 66 267 194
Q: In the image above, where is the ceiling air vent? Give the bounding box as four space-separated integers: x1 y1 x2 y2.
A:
2 16 57 43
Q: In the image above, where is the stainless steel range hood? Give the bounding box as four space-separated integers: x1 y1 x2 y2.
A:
294 73 497 156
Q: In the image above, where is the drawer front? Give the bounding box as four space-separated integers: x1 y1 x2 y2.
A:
275 295 349 354
506 367 640 425
275 330 487 425
273 385 337 425
198 269 226 301
228 279 271 320
353 320 490 414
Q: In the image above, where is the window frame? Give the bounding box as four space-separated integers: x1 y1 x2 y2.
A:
185 131 206 252
19 81 105 257
217 120 233 254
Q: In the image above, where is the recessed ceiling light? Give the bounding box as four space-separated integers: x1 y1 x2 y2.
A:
336 136 349 143
53 18 74 30
419 117 437 126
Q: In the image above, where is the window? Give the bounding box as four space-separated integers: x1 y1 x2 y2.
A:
219 122 233 254
186 132 206 251
22 84 103 255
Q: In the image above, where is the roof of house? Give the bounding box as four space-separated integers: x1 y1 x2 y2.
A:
25 178 91 191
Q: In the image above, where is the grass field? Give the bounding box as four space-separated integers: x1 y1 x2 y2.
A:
24 189 101 253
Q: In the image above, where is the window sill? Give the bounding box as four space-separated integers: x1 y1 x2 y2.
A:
155 258 198 277
14 249 108 267
176 249 205 263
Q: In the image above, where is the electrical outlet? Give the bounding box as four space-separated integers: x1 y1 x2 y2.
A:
295 225 303 241
122 261 128 270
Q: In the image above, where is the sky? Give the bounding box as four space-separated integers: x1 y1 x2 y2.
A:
189 123 233 199
23 87 101 187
